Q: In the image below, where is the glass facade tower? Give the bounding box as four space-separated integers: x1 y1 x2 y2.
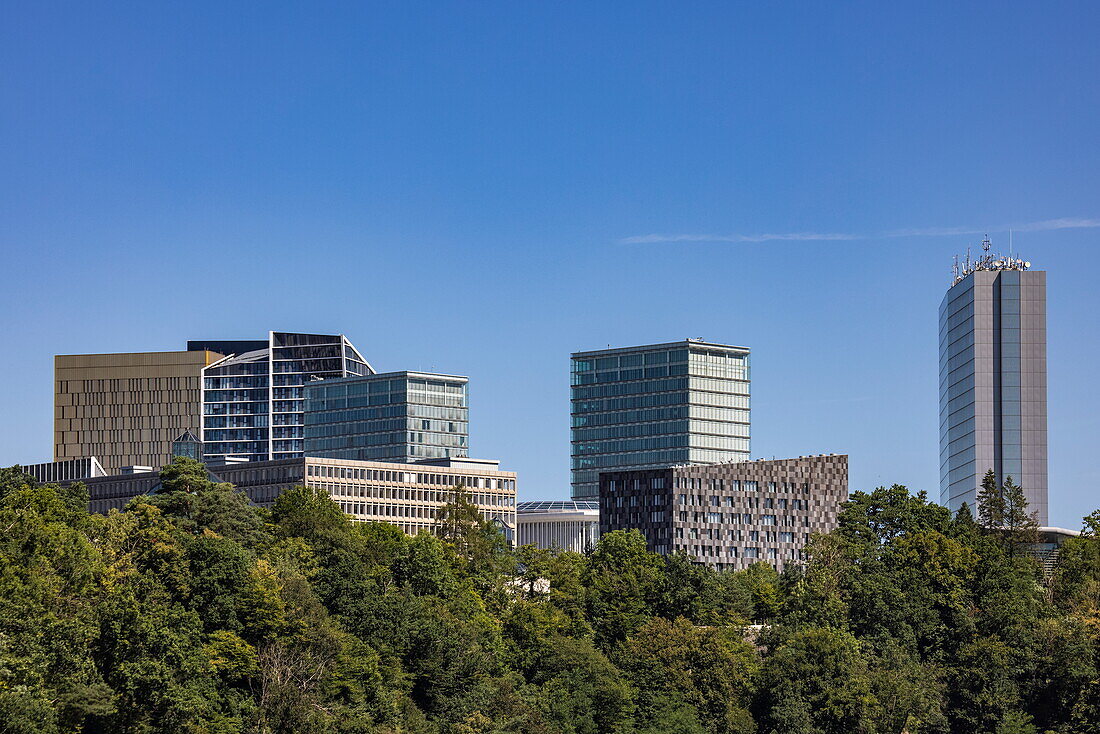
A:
939 248 1047 524
200 332 373 463
570 340 750 500
302 371 469 463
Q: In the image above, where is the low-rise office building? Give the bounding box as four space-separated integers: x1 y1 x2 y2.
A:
19 456 108 484
599 454 848 571
517 500 600 552
70 455 517 540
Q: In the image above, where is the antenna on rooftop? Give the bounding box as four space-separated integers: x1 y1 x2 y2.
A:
982 235 991 252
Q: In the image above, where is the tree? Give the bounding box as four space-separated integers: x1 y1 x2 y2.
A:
756 627 878 734
433 485 503 563
157 455 214 494
583 530 665 648
977 469 1005 531
1002 476 1039 545
619 617 757 733
838 485 952 548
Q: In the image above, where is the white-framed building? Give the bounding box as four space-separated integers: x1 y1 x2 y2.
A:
517 500 599 552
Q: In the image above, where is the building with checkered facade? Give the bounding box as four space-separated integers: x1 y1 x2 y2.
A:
599 454 848 571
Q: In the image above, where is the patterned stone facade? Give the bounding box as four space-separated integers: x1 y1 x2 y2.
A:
599 454 848 571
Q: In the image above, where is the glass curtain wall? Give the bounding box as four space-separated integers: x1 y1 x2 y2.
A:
303 371 469 462
571 341 750 500
202 332 372 463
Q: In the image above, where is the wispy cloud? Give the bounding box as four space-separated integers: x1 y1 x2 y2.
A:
620 217 1100 245
619 232 859 244
1008 217 1100 232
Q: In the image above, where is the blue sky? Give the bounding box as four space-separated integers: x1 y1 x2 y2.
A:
1 2 1098 528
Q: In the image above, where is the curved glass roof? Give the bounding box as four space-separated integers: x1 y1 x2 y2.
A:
517 500 599 513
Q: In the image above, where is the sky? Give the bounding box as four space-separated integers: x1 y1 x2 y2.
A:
1 2 1098 529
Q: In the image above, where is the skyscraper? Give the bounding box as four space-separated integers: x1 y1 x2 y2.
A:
570 340 750 500
54 349 224 473
200 331 373 463
939 241 1048 524
303 371 469 463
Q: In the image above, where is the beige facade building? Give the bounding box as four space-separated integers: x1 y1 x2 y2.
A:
54 350 223 473
71 455 518 542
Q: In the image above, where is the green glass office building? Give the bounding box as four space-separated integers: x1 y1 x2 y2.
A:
571 340 750 500
303 371 469 463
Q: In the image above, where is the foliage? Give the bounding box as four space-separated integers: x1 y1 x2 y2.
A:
0 464 1097 733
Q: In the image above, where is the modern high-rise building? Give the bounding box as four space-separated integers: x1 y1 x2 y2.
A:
303 371 469 463
199 332 373 463
939 241 1048 524
570 340 750 500
54 350 225 473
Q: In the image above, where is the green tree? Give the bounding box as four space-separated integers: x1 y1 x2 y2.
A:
977 469 1005 531
1002 475 1039 546
157 455 214 494
618 617 757 733
583 530 664 649
757 627 878 734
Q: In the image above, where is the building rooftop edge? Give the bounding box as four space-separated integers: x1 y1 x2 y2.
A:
572 340 750 358
56 350 224 359
306 370 469 383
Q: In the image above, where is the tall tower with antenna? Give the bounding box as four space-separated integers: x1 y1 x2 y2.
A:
939 238 1048 524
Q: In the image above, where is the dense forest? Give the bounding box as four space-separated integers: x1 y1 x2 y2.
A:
0 458 1097 734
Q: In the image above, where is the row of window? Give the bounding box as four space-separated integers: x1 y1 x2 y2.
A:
677 527 804 542
306 463 516 491
678 545 798 561
573 350 690 372
574 435 750 455
307 392 468 410
677 511 806 526
313 481 515 507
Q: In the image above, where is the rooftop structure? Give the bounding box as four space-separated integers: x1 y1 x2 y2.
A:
952 236 1032 286
20 456 107 484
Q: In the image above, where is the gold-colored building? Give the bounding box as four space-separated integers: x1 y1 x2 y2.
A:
54 350 224 473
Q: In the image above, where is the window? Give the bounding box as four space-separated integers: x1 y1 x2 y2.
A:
744 547 760 559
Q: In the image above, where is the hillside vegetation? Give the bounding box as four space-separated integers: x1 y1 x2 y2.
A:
0 458 1097 734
